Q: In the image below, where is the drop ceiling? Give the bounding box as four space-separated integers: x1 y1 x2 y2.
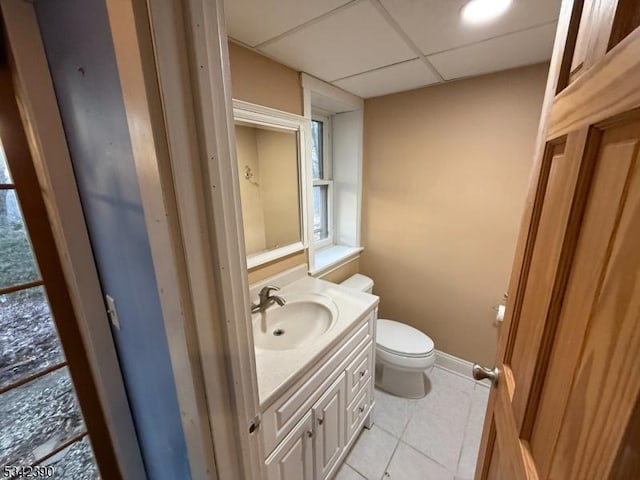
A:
224 0 562 98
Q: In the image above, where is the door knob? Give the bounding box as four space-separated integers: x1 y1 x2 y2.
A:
472 364 499 386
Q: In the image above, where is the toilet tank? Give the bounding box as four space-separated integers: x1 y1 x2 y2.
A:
340 274 374 293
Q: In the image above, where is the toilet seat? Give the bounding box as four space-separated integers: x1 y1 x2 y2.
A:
376 319 434 358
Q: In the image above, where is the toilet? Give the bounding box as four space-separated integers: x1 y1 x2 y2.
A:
341 274 435 398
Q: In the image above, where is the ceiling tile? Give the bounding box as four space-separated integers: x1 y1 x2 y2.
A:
224 0 352 47
259 1 416 82
333 59 439 98
380 0 561 55
428 22 557 80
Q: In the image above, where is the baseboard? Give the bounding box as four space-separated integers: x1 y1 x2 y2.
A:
435 349 490 388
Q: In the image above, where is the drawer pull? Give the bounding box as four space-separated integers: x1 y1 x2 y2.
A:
359 405 365 413
307 430 313 438
317 417 324 425
359 370 366 377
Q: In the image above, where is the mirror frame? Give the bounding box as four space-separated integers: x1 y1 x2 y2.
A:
232 99 309 269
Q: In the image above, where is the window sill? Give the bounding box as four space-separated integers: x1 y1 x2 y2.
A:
309 245 363 276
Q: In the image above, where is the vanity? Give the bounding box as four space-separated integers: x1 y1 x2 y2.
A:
250 269 378 480
233 97 374 479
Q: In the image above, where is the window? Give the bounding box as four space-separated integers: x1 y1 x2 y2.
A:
311 115 332 247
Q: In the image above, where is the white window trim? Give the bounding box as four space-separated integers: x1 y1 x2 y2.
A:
302 74 364 274
311 112 334 249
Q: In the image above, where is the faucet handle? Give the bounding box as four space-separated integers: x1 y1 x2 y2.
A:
261 285 280 295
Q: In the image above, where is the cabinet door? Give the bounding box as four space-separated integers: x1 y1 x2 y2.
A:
313 372 346 480
266 412 314 480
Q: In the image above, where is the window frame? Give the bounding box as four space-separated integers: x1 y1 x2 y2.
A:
311 112 334 249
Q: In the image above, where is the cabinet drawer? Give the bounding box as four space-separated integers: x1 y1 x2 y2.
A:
262 315 373 455
346 382 372 443
345 341 373 404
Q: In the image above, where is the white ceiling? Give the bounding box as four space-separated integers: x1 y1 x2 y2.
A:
224 0 562 98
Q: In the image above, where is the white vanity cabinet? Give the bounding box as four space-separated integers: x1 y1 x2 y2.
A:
265 412 314 480
313 373 346 479
262 310 376 480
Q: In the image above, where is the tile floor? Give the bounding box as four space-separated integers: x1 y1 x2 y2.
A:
337 366 490 480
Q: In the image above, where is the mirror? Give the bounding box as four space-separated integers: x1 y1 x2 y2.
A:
233 101 307 268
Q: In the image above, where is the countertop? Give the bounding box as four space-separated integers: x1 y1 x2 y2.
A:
253 276 379 408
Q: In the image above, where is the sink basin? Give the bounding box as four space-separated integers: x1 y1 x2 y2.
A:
253 293 338 351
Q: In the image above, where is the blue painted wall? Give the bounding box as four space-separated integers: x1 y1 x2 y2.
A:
34 1 191 478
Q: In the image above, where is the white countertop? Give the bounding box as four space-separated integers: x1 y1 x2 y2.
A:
253 276 379 408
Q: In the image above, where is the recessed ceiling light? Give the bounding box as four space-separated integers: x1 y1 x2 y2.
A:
461 0 512 24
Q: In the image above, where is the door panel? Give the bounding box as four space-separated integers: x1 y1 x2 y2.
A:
530 119 640 477
607 0 640 50
313 373 345 480
476 1 640 479
548 118 640 479
486 439 502 480
610 395 640 479
569 0 594 78
507 137 582 427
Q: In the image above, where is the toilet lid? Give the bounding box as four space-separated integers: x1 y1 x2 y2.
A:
376 319 434 357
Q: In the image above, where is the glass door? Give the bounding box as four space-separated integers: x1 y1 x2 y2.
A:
0 144 100 478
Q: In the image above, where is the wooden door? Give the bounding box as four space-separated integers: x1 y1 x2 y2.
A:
312 373 346 480
265 412 314 480
475 1 640 479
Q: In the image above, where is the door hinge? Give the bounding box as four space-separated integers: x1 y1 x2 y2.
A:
249 415 261 434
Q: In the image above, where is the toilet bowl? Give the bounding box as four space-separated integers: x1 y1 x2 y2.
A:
341 274 435 398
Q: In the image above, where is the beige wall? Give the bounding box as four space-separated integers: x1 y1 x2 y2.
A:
361 63 548 365
236 124 300 255
247 250 308 284
236 125 267 254
228 41 303 115
319 257 360 284
257 129 300 248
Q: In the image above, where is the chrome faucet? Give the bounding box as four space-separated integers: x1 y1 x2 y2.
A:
251 285 286 313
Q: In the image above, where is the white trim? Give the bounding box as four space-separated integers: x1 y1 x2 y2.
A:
435 350 491 388
233 98 305 125
301 73 363 111
247 242 305 269
149 0 265 478
0 0 147 476
233 100 310 269
309 246 363 277
146 0 264 478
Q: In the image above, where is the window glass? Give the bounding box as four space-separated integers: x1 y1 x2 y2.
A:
0 287 65 390
0 145 11 184
311 120 324 180
0 367 85 466
313 185 329 242
0 190 40 289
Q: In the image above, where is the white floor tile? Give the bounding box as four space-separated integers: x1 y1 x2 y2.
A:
430 367 475 394
414 383 472 430
349 370 487 480
385 442 455 480
335 462 366 480
457 432 482 479
466 386 490 439
373 389 416 437
402 406 465 471
345 425 398 480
